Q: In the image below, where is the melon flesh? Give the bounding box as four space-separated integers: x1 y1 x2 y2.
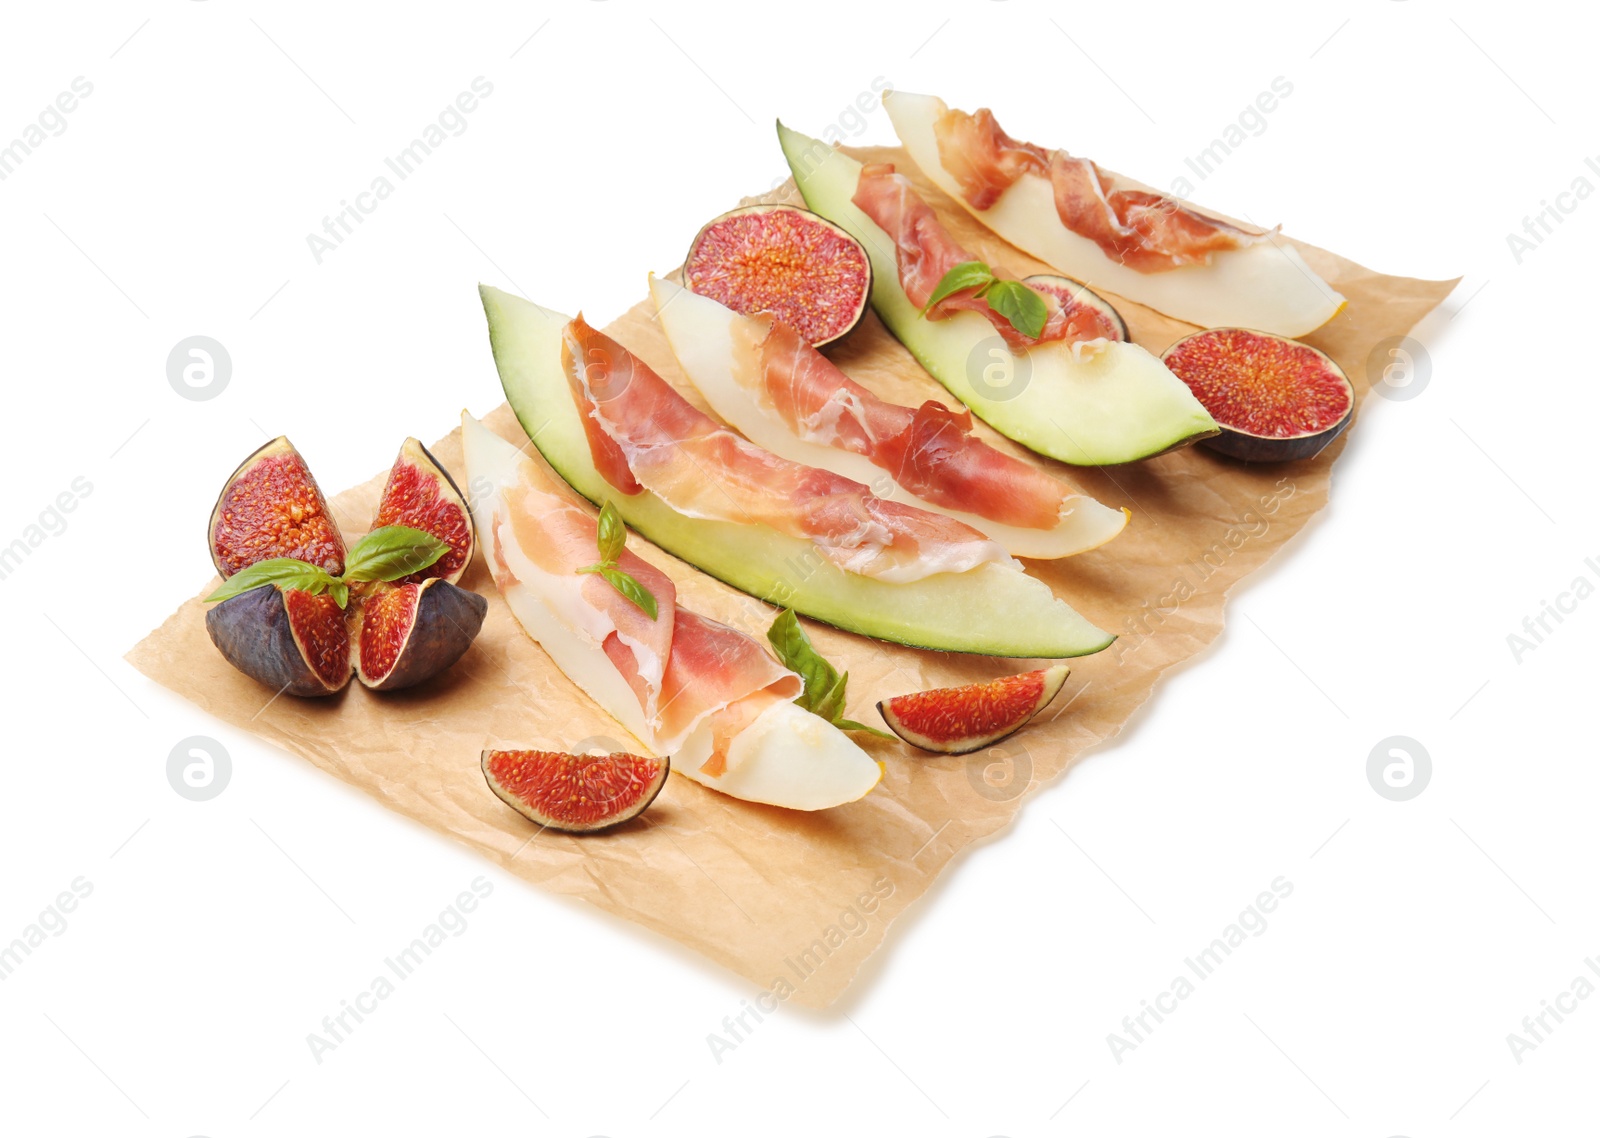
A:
650 275 1128 560
672 698 882 811
461 413 881 811
777 123 1218 467
476 285 1114 658
883 91 1345 338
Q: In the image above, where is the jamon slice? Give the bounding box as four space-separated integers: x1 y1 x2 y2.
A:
478 283 1116 656
461 413 882 810
777 122 1219 466
851 162 1117 351
649 276 1127 559
882 91 1345 336
560 313 1013 585
931 105 1266 272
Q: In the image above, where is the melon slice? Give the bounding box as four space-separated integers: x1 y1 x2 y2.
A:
776 123 1218 467
882 91 1345 337
476 285 1114 658
462 413 883 811
649 275 1127 559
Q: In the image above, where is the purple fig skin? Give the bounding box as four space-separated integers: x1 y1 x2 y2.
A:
359 579 487 692
1199 411 1353 463
205 584 349 697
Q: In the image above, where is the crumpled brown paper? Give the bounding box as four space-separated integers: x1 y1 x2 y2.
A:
126 145 1456 1008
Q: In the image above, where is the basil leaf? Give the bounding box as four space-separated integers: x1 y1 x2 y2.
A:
343 525 451 583
767 609 841 714
765 610 888 736
836 718 897 740
327 580 349 610
595 566 658 620
204 558 339 605
984 279 1049 340
596 500 626 564
811 669 850 725
920 261 995 316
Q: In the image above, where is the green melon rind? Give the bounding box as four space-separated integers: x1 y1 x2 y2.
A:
776 122 1219 467
477 284 1113 658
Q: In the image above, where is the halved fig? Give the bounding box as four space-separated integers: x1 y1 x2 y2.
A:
370 438 474 585
482 747 669 833
204 435 486 698
683 204 871 347
878 664 1070 754
205 585 351 697
1161 328 1354 463
209 436 345 578
1022 274 1127 343
356 578 488 691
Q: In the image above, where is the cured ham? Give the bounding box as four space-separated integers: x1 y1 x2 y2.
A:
880 93 1345 337
739 309 1069 529
931 105 1267 273
481 283 1120 652
462 412 882 808
850 163 1114 350
649 275 1130 559
560 314 1013 584
932 106 1050 211
490 436 799 755
780 121 1223 466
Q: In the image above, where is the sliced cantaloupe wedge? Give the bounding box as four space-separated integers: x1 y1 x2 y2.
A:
650 275 1127 559
777 122 1218 467
883 91 1345 337
477 284 1114 658
461 412 882 811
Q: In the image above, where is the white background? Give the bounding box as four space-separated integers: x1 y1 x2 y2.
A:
0 1 1593 1133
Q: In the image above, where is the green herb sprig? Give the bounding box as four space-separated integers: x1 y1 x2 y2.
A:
767 609 894 738
575 501 659 621
921 260 1048 340
204 525 451 609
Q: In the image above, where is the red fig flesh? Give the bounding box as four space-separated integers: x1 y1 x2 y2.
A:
482 748 669 833
205 585 351 697
1021 274 1127 343
878 664 1070 754
356 578 487 691
204 435 485 697
684 204 871 347
209 437 345 578
371 438 474 585
1162 328 1353 463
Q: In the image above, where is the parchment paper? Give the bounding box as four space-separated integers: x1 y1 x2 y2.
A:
127 145 1456 1008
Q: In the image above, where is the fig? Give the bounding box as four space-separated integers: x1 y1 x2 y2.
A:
210 436 345 578
1161 328 1354 463
482 748 669 833
356 578 487 691
683 204 871 347
1021 274 1127 343
878 664 1070 754
204 435 486 696
370 438 474 585
206 585 351 698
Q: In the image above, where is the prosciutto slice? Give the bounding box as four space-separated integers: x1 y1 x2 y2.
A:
932 105 1268 272
483 438 801 762
850 163 1112 350
561 315 1012 583
743 312 1071 530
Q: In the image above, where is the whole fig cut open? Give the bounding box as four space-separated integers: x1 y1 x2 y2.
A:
203 436 485 696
